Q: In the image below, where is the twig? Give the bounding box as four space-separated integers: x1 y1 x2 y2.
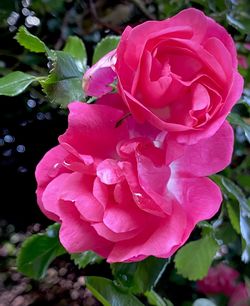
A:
88 0 122 34
130 0 155 20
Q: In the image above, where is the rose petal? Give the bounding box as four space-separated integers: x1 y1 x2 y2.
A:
168 177 222 225
173 121 234 177
107 203 187 262
60 172 104 222
59 201 113 257
83 50 117 97
41 173 69 217
97 159 124 185
59 102 129 158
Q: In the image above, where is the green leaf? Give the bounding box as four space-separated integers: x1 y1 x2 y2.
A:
92 36 120 64
0 71 37 96
145 290 173 306
198 221 213 237
228 113 250 143
226 0 250 34
42 78 84 107
193 298 217 306
111 256 169 294
63 36 87 72
15 26 48 53
17 223 66 280
31 0 64 13
214 222 238 244
46 50 83 81
85 276 144 306
221 177 250 217
41 50 85 107
71 251 103 269
226 201 240 234
216 176 250 262
174 236 219 281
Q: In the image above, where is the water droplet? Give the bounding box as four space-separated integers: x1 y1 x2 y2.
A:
153 140 161 148
17 166 28 173
22 8 30 16
7 12 19 26
16 145 26 153
47 229 56 238
121 274 128 282
9 25 17 32
25 15 40 27
45 112 52 120
3 149 12 157
4 135 15 143
63 161 71 167
134 192 142 196
19 120 28 127
113 280 121 287
49 163 62 177
36 112 45 120
27 99 36 108
133 193 144 206
22 0 30 7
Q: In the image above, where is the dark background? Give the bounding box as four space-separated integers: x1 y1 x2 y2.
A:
0 0 160 229
0 1 250 306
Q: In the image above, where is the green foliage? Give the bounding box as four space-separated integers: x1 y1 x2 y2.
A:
0 1 16 27
15 26 49 54
0 71 37 96
41 50 85 107
3 1 250 305
220 177 250 262
71 251 103 269
85 276 144 306
228 113 250 143
17 223 65 280
226 0 250 34
145 290 173 306
174 236 219 281
111 257 169 294
31 0 65 13
11 27 87 107
226 201 241 234
92 36 120 64
155 0 186 18
63 36 87 72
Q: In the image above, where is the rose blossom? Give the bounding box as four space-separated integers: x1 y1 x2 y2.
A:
238 54 248 69
229 284 250 306
197 264 250 306
197 263 241 296
83 8 243 144
82 50 116 97
35 94 233 263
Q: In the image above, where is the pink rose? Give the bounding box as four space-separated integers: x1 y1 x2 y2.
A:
82 50 117 97
238 54 248 69
35 95 233 263
197 263 240 296
197 264 250 306
229 284 250 306
84 8 243 144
